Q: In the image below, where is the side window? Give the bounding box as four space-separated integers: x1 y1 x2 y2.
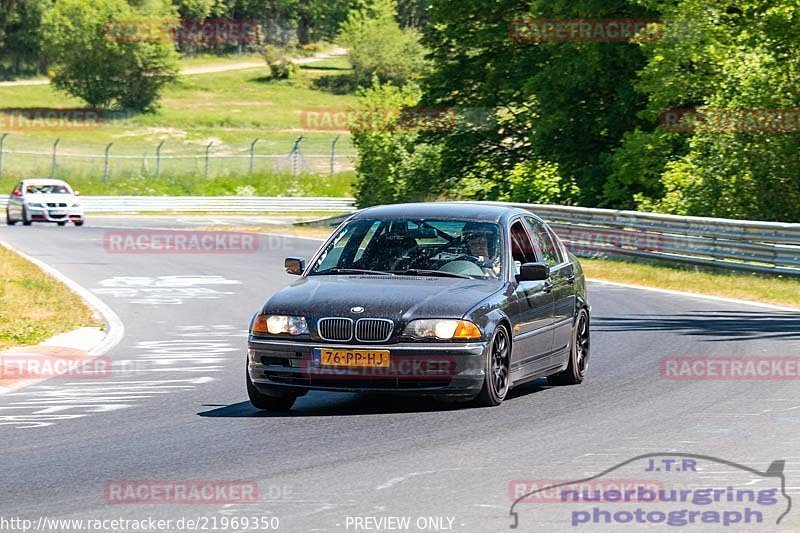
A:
525 216 564 267
510 221 537 269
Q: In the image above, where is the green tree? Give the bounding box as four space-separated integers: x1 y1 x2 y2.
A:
410 0 654 207
42 0 178 110
617 0 800 221
0 0 50 77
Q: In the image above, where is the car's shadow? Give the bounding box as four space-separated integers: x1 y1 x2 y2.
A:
198 380 550 418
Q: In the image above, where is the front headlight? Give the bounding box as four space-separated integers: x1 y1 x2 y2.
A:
252 314 308 336
404 319 482 340
27 202 43 208
71 203 81 208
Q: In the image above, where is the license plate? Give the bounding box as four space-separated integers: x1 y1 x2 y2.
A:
314 349 390 368
50 211 66 216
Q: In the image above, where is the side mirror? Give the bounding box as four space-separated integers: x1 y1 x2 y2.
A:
73 190 81 196
285 257 306 275
516 262 550 282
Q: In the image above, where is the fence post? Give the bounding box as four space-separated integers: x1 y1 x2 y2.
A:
0 133 7 179
50 138 60 179
205 141 213 178
291 136 303 177
104 142 113 183
330 135 340 175
156 140 165 177
249 138 260 174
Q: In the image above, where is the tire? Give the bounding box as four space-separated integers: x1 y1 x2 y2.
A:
246 369 296 411
5 209 15 225
548 308 590 386
74 220 84 227
474 325 511 407
57 221 67 226
21 206 32 226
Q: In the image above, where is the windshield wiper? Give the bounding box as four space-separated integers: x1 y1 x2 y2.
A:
392 269 472 279
314 268 396 276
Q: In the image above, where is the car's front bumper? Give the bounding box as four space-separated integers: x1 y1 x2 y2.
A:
26 205 84 223
247 337 488 398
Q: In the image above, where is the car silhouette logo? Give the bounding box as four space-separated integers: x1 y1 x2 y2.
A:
351 306 365 314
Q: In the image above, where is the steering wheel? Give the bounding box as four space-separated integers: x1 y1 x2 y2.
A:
450 254 484 267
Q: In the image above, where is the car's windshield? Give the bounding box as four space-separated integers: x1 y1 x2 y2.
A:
26 184 70 194
309 218 503 279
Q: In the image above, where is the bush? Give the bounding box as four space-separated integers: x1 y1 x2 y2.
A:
262 45 299 79
41 0 178 111
337 0 429 87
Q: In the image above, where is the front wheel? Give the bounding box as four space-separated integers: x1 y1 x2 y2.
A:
74 220 84 227
474 325 511 407
57 221 67 226
548 308 590 386
246 369 296 411
21 206 32 226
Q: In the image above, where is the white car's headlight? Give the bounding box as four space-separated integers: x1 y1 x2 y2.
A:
252 314 308 336
27 202 43 208
404 319 482 340
71 203 81 208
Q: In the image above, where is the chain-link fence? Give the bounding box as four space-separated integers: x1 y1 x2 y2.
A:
0 134 354 181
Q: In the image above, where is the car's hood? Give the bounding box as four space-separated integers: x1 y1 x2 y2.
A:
24 193 76 203
264 275 505 322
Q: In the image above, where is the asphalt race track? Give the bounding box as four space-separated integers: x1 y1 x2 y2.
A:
1 216 799 532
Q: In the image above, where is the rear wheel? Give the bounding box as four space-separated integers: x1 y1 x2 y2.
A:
21 206 32 226
474 325 510 407
247 369 296 411
548 308 590 385
5 209 15 225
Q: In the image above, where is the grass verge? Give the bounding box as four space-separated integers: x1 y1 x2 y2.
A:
582 257 800 308
0 244 99 350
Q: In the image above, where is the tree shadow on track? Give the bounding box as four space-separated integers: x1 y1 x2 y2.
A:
593 310 800 342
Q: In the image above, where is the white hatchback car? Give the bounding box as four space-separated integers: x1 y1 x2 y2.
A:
6 179 85 226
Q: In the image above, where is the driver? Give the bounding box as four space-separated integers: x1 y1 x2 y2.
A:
463 223 501 278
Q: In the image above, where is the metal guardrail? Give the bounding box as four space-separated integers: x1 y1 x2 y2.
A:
1 195 797 275
474 201 800 276
0 196 357 213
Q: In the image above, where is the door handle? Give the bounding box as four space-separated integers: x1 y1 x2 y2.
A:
567 274 575 284
542 280 553 293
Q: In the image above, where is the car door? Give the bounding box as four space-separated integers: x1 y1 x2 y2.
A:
525 216 576 357
507 218 555 377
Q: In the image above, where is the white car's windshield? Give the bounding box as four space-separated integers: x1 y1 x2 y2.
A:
309 218 503 279
26 184 70 194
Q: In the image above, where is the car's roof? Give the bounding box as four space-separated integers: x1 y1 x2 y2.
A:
23 178 70 186
352 202 534 223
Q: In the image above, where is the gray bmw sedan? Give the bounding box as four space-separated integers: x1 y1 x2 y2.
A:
247 203 590 410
